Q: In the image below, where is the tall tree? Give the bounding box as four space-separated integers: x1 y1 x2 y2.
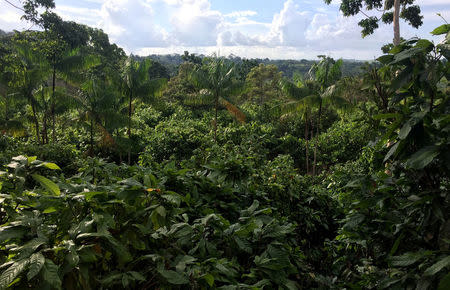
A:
281 78 320 174
244 64 282 105
282 56 348 175
324 0 423 45
10 44 50 144
121 57 166 163
190 58 244 141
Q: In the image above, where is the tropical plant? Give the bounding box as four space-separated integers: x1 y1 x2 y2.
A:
190 57 245 141
9 43 50 144
121 57 167 163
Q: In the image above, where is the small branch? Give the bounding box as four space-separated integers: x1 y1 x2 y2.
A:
3 0 25 11
360 10 371 19
437 13 448 24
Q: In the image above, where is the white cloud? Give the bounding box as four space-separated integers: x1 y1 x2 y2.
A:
265 0 311 46
167 0 222 46
99 0 169 49
224 11 257 18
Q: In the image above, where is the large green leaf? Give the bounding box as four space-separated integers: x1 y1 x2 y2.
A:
32 174 60 196
158 270 188 285
405 146 439 169
0 227 26 242
424 256 450 276
431 24 450 35
42 259 61 289
389 251 429 267
27 253 45 281
0 259 30 289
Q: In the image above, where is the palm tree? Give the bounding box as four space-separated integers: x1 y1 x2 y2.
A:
282 56 348 175
281 77 320 174
11 44 50 144
74 76 120 156
48 47 99 142
190 57 244 141
121 56 167 163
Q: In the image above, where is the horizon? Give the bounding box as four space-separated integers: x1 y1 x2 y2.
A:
1 0 448 60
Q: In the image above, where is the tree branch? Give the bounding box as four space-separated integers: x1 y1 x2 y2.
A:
2 0 25 11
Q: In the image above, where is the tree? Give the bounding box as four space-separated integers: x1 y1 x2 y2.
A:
282 56 347 175
121 57 166 163
162 62 197 103
324 0 423 45
281 77 320 174
244 64 282 105
190 58 244 141
9 43 50 144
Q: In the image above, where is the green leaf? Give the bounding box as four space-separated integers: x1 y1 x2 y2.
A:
405 146 439 169
424 256 450 276
0 259 29 289
384 142 400 162
203 273 214 287
128 271 145 282
377 55 394 64
27 253 45 280
399 122 412 140
32 174 60 196
41 163 61 170
43 207 58 214
389 251 428 267
431 24 450 35
80 191 106 201
43 259 61 289
158 270 188 285
438 272 450 290
155 206 166 217
0 227 26 242
416 39 434 50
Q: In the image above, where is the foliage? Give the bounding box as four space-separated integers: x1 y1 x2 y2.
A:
243 64 283 104
324 0 423 39
323 26 450 289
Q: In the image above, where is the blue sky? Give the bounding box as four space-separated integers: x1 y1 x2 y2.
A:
0 0 448 59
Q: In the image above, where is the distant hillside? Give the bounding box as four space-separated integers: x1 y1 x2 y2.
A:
144 53 367 79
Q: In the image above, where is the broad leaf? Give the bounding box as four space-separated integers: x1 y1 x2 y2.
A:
158 270 188 285
27 253 45 280
32 174 60 196
424 256 450 276
405 146 439 169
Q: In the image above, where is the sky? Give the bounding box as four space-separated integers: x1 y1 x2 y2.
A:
0 0 448 60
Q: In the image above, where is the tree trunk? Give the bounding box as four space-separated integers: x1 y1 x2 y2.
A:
309 119 315 176
313 100 322 176
393 0 401 46
51 62 56 143
42 115 48 144
30 98 41 145
304 112 309 174
90 118 94 157
127 92 132 164
41 87 48 144
4 93 8 121
214 95 218 142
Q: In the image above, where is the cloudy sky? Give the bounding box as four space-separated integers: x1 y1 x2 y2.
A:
0 0 448 59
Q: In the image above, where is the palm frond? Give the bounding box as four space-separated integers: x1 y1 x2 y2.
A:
220 98 246 123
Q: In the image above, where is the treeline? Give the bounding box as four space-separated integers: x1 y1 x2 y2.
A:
142 52 366 78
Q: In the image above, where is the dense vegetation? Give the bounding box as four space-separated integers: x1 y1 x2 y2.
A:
0 1 449 289
143 52 366 79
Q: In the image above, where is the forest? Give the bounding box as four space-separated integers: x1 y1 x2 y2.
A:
0 0 449 289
